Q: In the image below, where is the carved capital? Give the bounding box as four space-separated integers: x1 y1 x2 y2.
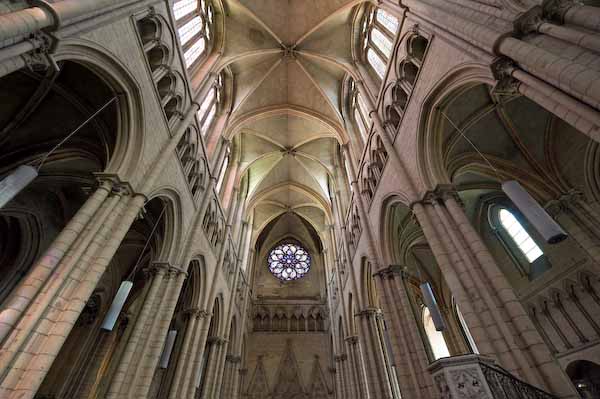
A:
491 58 520 97
226 354 242 363
542 0 583 24
514 6 543 36
334 354 348 362
344 335 359 345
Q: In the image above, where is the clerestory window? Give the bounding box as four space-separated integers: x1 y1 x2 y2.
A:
172 0 215 69
361 8 399 80
498 208 543 263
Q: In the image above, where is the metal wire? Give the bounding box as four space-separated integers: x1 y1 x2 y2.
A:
36 96 118 171
439 109 503 182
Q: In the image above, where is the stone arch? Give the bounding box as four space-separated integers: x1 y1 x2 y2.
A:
145 187 185 262
52 40 147 179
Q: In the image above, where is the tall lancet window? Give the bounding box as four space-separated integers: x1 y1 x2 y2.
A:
423 306 450 360
498 208 543 263
349 80 370 142
216 145 230 193
361 7 399 80
172 0 215 69
197 72 224 137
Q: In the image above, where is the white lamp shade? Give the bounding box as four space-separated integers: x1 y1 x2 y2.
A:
502 180 567 244
159 330 178 368
101 281 133 331
420 282 446 331
0 165 38 208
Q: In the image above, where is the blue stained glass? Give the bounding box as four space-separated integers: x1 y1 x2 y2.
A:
268 243 311 281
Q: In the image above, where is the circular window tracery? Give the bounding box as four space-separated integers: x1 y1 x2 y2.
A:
268 243 311 281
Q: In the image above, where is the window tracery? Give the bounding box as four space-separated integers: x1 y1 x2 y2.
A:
361 8 399 80
268 243 311 281
198 72 224 137
172 0 215 69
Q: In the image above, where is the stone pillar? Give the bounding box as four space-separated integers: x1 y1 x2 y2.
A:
356 308 394 399
199 336 226 399
0 188 146 398
105 264 169 399
167 308 200 399
178 310 211 399
221 354 241 398
0 179 113 342
491 58 600 144
345 335 368 398
374 266 436 399
411 185 579 398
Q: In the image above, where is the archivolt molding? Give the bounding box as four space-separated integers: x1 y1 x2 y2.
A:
52 39 147 183
416 63 496 190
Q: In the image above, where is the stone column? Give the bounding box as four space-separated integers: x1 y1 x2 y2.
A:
345 335 368 398
178 310 211 399
356 308 394 399
491 58 600 144
221 354 241 398
199 336 226 398
132 268 187 399
167 308 200 399
374 266 436 399
0 179 113 342
411 186 579 398
105 264 169 399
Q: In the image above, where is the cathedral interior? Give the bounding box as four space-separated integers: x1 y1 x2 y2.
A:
1 0 600 398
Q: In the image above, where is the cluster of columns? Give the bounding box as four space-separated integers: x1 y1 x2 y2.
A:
0 2 252 397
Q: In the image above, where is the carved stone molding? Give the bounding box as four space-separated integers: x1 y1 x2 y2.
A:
514 6 543 37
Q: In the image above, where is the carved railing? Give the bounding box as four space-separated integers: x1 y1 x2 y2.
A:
428 354 557 399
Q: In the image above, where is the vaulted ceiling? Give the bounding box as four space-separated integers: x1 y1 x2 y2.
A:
219 0 363 243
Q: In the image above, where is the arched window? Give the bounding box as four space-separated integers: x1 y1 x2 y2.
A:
197 72 224 136
215 145 230 193
422 306 450 360
349 80 370 142
498 208 543 263
361 7 399 80
172 0 215 69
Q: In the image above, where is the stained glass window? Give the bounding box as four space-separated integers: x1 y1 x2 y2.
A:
173 0 198 20
268 243 311 281
499 209 543 262
367 48 386 79
376 9 399 34
371 28 393 58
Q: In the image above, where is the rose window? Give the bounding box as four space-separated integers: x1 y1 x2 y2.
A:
268 243 311 281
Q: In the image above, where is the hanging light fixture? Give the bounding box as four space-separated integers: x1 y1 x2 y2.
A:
100 204 167 331
502 180 567 244
439 109 568 245
0 96 117 209
159 330 178 368
101 280 133 331
420 282 446 332
0 165 38 208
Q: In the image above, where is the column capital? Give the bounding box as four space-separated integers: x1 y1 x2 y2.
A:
356 307 382 318
226 354 242 363
94 173 137 197
373 264 404 279
334 353 348 362
491 57 520 97
344 335 359 345
514 6 543 36
542 0 583 24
